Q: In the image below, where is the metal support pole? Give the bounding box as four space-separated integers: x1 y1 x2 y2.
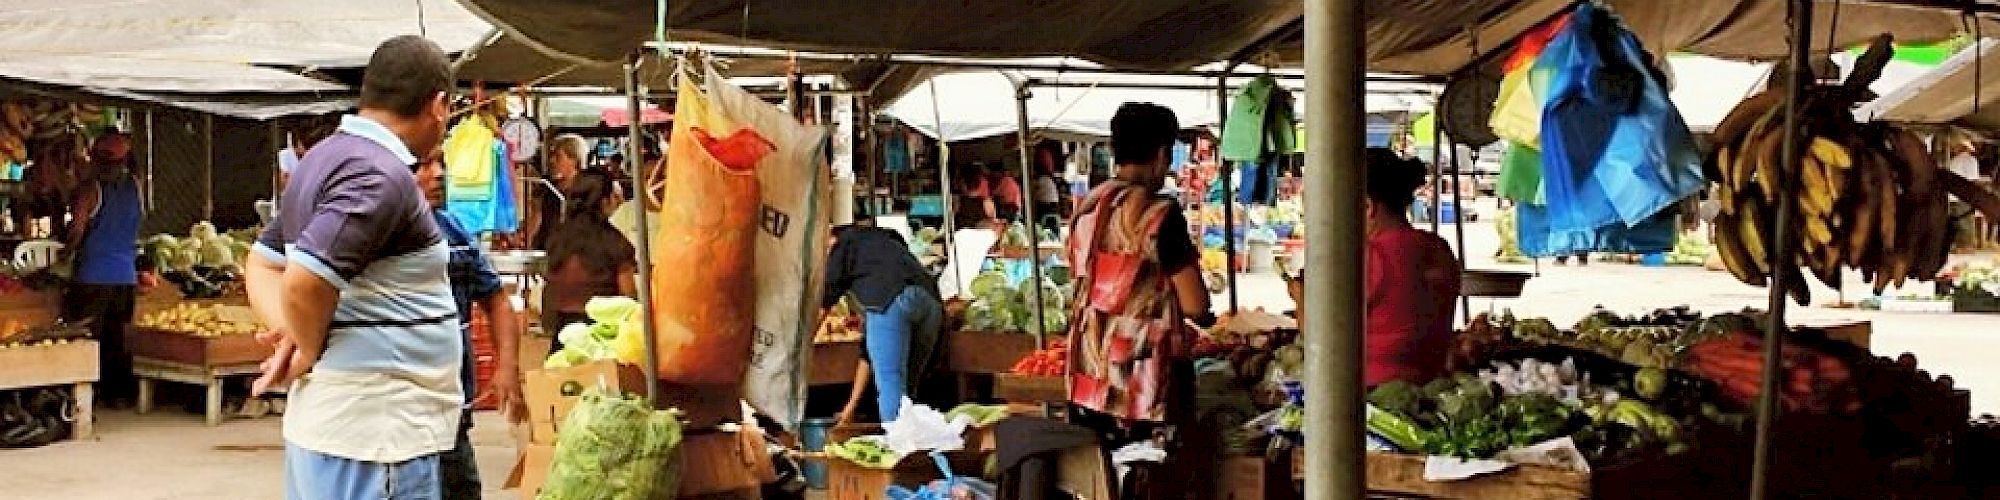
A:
1751 1 1811 498
202 114 214 221
1014 80 1048 346
1430 116 1444 234
624 59 660 402
1217 72 1239 312
144 110 155 211
1450 143 1471 325
930 81 962 296
1303 0 1367 497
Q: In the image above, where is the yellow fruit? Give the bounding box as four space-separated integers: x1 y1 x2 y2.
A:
1809 137 1853 170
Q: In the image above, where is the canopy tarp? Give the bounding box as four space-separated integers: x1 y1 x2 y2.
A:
453 36 939 105
0 0 489 93
887 71 1432 143
456 0 1996 76
1859 39 2000 130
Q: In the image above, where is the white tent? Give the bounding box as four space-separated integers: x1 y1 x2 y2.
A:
887 70 1434 143
1670 53 1937 133
1857 39 2000 128
0 0 490 93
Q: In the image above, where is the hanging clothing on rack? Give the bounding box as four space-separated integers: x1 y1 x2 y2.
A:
1219 76 1300 163
884 131 912 174
446 141 522 235
445 117 497 201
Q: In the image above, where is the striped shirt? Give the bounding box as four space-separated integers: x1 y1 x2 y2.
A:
255 115 463 463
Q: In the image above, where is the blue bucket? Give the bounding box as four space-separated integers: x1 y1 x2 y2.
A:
800 418 838 489
1641 252 1668 267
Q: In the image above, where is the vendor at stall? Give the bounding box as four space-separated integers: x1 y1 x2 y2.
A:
1294 148 1461 387
540 169 636 352
63 131 144 407
524 134 589 250
822 218 942 424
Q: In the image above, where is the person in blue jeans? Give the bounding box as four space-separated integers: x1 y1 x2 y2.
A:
823 220 943 423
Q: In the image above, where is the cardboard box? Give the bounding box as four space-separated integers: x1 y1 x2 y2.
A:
522 360 645 444
1216 456 1295 500
824 424 992 500
503 443 556 496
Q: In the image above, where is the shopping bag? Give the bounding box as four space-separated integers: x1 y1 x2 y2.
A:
698 64 832 431
539 389 683 500
649 70 766 385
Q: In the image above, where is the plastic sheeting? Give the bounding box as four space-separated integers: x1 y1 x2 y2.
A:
458 0 1994 77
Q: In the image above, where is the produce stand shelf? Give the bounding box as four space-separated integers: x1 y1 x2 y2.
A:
0 288 61 327
0 340 98 440
946 330 1038 374
129 326 272 426
1290 452 1588 500
132 357 262 427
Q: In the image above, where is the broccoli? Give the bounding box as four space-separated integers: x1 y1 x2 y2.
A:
1367 381 1422 418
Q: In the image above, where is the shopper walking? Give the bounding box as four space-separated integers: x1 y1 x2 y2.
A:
414 147 523 500
540 170 637 352
246 35 462 500
1032 171 1063 233
823 219 943 424
63 132 144 407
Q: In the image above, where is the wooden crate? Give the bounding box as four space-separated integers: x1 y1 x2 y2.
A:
0 289 60 327
1292 452 1589 499
0 339 98 390
0 339 98 440
128 327 271 368
811 340 861 386
946 330 1038 374
994 374 1066 403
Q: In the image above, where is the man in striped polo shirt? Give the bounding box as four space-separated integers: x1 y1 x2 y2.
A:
246 35 461 500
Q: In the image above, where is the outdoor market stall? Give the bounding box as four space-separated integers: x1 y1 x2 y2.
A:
447 0 2000 498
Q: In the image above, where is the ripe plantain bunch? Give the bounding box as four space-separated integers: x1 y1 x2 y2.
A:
0 99 104 165
1706 35 1956 305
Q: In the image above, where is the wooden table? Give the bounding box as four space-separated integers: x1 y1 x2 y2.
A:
132 357 262 426
0 340 99 440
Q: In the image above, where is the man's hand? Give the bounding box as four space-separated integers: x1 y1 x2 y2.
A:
475 364 527 423
251 337 295 395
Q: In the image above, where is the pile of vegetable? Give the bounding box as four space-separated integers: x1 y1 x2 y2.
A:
140 221 254 298
135 302 263 338
944 404 1010 427
1007 340 1068 377
1684 330 1859 415
825 436 900 469
544 297 646 369
541 388 683 500
1512 307 1742 369
1365 355 1708 463
815 297 862 344
961 268 1067 334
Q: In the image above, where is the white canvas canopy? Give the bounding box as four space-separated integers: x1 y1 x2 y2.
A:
1859 39 2000 130
886 70 1434 143
1670 53 1935 133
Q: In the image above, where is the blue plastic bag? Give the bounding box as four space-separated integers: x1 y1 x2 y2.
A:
884 451 997 500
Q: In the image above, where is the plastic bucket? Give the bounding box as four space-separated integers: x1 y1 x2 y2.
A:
799 417 837 489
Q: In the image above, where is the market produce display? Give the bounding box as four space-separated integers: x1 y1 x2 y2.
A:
0 100 102 164
134 302 262 338
824 436 899 469
943 404 1009 427
540 388 684 500
1007 340 1068 377
140 222 253 299
544 297 646 369
815 297 863 344
1684 331 1859 414
1512 306 1733 369
961 268 1066 334
1707 36 1999 302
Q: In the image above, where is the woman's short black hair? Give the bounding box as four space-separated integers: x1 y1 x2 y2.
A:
1111 103 1178 165
359 35 452 117
1365 147 1428 212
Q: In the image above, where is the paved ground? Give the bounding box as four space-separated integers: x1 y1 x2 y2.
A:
6 200 1996 498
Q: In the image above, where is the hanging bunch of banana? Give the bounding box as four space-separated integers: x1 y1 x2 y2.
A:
0 100 31 164
1707 35 1998 303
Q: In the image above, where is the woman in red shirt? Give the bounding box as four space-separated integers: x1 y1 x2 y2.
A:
1296 149 1461 387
